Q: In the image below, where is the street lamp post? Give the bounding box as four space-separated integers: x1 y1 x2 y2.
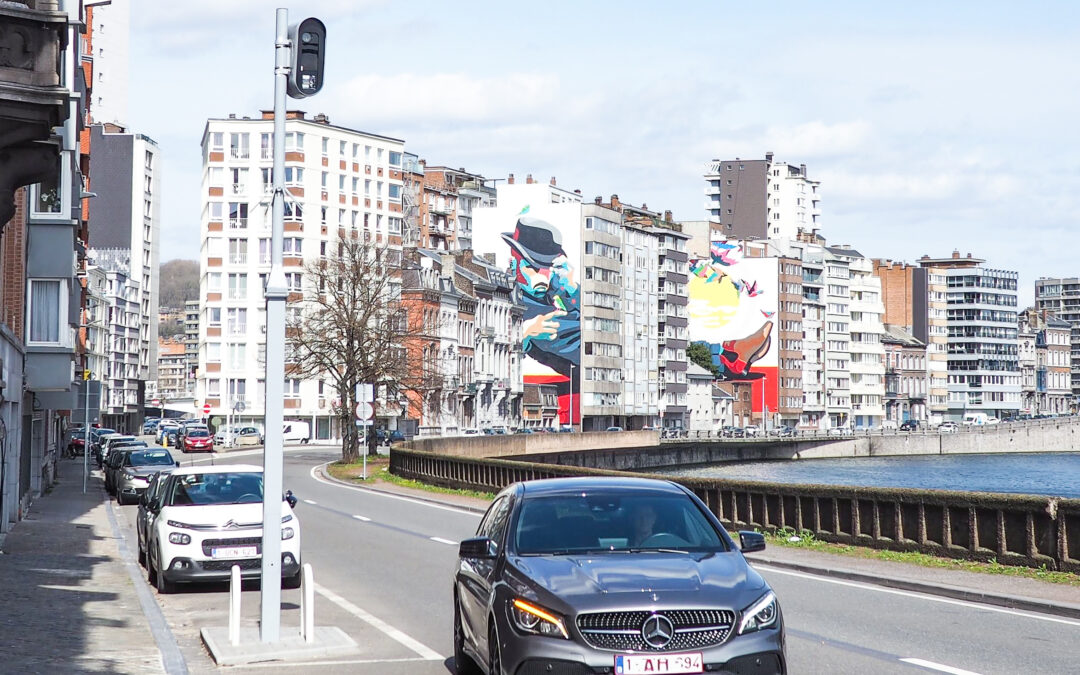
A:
569 362 574 432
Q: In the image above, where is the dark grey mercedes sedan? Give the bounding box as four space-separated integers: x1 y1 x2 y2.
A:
453 477 785 675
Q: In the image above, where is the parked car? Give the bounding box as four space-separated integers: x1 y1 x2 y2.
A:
113 449 178 505
375 428 405 445
453 477 785 675
99 435 138 467
938 421 959 433
743 425 761 437
604 426 625 432
181 427 214 453
461 428 481 437
175 422 209 450
899 420 920 432
104 445 152 495
157 420 180 445
136 470 173 567
142 417 161 435
144 464 302 593
283 421 311 444
770 425 796 438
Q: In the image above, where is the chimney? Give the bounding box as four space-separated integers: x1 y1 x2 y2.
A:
313 112 330 125
508 173 515 185
261 110 274 120
952 250 960 259
800 163 807 176
765 151 774 163
664 210 673 222
285 110 306 120
594 196 602 205
550 176 557 186
228 113 236 119
419 159 426 167
573 189 581 196
526 174 534 184
481 252 496 265
610 194 620 210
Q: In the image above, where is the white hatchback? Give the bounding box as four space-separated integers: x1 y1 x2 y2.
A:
145 464 301 593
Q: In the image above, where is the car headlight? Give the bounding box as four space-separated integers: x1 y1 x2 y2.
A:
738 591 778 634
168 532 191 545
122 469 136 478
282 527 295 540
509 599 569 639
282 514 293 523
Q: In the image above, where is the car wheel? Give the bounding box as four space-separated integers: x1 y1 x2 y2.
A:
453 594 481 675
488 620 502 675
137 535 146 567
155 546 176 594
117 492 127 506
283 569 302 590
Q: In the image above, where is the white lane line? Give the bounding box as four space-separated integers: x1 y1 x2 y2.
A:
309 462 483 517
303 499 318 505
222 657 431 670
430 537 457 546
757 565 1080 627
352 514 371 522
900 658 982 675
313 583 442 661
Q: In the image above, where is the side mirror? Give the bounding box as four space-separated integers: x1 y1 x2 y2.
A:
175 461 180 467
138 492 148 507
738 530 766 554
458 536 496 559
147 499 161 513
285 490 298 509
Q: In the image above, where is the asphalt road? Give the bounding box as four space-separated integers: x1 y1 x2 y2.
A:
110 445 1080 674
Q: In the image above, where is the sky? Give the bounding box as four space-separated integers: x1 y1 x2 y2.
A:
124 1 1080 306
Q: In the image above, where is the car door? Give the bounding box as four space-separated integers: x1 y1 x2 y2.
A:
458 493 514 656
139 472 167 554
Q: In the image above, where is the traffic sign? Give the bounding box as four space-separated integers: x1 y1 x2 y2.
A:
355 402 373 421
151 398 161 407
203 402 212 415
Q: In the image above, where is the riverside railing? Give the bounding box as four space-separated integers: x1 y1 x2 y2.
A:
390 447 1080 573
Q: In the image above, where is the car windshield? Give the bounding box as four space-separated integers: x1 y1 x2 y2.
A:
166 472 263 506
513 493 728 555
187 430 210 438
127 450 175 467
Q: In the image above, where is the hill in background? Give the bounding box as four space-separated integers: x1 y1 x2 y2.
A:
159 259 198 339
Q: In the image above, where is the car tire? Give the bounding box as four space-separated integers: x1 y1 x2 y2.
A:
155 546 176 594
453 594 481 675
283 569 302 590
488 620 502 675
117 492 128 506
137 537 146 567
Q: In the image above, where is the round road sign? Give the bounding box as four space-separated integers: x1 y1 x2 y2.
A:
151 398 161 407
203 402 212 415
355 402 374 420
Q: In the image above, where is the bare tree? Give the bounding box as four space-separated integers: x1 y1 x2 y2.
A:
286 236 436 462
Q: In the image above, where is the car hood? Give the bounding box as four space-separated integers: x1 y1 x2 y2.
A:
509 551 766 609
126 466 174 478
160 502 270 528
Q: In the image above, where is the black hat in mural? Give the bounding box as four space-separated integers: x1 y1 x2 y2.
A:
501 217 565 268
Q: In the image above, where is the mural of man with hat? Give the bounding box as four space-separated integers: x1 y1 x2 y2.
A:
502 215 581 383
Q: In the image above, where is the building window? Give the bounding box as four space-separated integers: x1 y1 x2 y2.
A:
30 154 71 218
284 378 301 398
389 151 402 167
27 279 65 345
207 307 221 326
227 308 247 335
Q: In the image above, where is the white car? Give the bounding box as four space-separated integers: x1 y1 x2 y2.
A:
145 464 301 593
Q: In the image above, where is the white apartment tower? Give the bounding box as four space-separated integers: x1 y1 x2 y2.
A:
197 111 405 440
705 153 821 242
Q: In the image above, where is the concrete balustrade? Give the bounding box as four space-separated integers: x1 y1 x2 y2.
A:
389 447 1080 573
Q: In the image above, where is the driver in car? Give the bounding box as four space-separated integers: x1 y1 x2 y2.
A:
630 504 658 546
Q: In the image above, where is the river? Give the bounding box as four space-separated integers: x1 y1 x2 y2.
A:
656 452 1080 498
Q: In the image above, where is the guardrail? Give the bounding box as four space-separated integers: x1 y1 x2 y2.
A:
390 448 1080 573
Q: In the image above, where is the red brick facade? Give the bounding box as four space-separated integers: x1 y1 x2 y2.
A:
1 188 27 339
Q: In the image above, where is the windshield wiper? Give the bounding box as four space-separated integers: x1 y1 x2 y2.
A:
626 548 690 555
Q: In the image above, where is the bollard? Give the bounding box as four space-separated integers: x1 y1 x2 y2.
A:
229 564 242 645
301 563 314 643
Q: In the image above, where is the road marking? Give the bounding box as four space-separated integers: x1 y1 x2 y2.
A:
900 658 982 674
303 499 318 505
757 565 1080 627
310 463 483 517
224 657 433 670
352 514 371 522
313 583 442 661
430 537 457 546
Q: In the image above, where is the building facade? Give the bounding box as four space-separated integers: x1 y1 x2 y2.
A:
1034 277 1080 399
705 153 821 242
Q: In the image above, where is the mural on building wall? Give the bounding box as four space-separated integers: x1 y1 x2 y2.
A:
688 241 778 416
473 197 581 426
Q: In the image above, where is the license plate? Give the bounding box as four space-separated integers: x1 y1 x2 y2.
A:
615 653 703 674
211 546 258 559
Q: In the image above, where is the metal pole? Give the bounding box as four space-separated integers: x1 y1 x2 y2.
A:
569 363 573 432
83 379 90 493
261 6 290 643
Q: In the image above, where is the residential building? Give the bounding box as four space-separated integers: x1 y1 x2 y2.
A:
157 339 188 400
687 363 717 432
882 325 929 424
87 0 130 126
1034 277 1080 398
873 259 949 424
87 123 161 389
522 383 559 430
651 212 691 431
183 299 199 395
417 164 491 251
919 252 1021 421
196 111 406 441
846 254 886 428
92 249 143 431
704 153 821 241
619 216 661 430
1018 308 1071 415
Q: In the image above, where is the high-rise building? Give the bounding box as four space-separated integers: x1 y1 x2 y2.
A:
1034 277 1080 397
919 252 1021 420
197 111 406 440
87 0 130 126
1017 308 1072 415
87 123 160 383
705 153 821 241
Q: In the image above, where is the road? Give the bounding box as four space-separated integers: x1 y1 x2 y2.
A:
109 444 1080 674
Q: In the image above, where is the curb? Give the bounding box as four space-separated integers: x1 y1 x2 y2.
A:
314 463 487 514
745 554 1080 621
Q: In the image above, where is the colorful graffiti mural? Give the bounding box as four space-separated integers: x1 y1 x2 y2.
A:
473 197 581 425
688 241 778 416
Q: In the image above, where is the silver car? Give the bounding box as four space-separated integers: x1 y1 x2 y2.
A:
115 449 178 505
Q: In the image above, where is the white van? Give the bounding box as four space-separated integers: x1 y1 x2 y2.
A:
283 421 311 444
962 413 988 426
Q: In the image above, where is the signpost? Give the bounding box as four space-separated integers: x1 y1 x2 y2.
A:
355 383 374 479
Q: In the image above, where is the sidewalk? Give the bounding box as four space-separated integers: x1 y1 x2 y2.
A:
320 467 1080 620
0 459 180 674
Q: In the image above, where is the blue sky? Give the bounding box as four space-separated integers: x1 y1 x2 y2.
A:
129 1 1080 304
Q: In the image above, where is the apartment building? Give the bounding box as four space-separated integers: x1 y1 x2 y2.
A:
415 164 492 251
873 259 949 424
704 153 821 241
1018 308 1071 415
183 299 199 395
847 254 886 428
919 252 1021 420
197 111 406 440
619 217 661 429
882 325 929 424
157 339 188 400
92 249 143 431
87 123 161 385
1034 277 1080 397
580 201 626 430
